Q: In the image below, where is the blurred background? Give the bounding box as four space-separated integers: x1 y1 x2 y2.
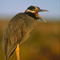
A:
0 0 60 60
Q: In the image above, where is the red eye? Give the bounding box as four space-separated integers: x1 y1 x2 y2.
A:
34 12 38 15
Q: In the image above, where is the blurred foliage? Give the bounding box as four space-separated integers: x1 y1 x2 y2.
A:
0 19 60 60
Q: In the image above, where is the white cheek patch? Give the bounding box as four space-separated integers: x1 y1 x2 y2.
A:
25 9 35 13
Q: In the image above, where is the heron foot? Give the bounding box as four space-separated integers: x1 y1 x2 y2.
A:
15 44 20 60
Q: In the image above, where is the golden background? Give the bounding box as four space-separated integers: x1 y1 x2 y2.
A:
0 19 60 60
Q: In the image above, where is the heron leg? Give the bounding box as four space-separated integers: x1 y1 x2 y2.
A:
15 44 20 60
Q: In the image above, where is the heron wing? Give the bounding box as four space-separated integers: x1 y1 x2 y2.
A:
2 13 26 59
2 12 37 60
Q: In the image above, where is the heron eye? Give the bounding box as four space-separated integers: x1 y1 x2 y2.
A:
34 12 38 15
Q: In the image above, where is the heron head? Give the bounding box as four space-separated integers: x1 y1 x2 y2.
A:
25 6 49 23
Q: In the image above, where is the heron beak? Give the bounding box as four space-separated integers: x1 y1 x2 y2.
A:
37 9 49 23
39 9 49 12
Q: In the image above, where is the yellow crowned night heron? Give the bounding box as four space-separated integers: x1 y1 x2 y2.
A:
2 6 49 60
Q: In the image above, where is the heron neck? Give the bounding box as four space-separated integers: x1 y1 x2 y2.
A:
24 12 38 19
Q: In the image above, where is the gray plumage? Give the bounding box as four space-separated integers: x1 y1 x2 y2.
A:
2 6 48 60
2 13 37 59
